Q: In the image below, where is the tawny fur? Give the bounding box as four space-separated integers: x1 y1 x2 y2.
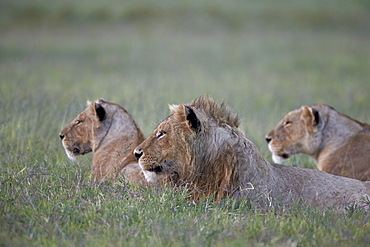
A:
135 96 370 210
59 99 147 185
266 104 370 181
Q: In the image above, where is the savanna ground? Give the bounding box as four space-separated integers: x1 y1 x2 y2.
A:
0 0 369 246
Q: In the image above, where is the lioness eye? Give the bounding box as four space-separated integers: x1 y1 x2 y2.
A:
156 130 166 140
284 121 291 126
76 120 82 125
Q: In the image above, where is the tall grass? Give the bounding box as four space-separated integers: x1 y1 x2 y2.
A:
1 0 369 246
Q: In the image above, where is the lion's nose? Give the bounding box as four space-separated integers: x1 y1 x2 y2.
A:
265 136 272 143
59 134 65 140
134 149 143 160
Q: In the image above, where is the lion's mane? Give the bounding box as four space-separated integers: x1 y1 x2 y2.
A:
136 96 370 209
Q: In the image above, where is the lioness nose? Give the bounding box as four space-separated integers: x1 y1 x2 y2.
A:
134 149 143 160
265 136 272 143
59 134 65 140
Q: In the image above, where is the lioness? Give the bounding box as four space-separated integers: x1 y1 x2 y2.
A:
59 99 147 184
134 96 370 209
266 104 370 181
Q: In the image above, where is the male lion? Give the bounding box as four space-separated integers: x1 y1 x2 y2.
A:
265 104 370 181
59 99 147 184
134 96 370 209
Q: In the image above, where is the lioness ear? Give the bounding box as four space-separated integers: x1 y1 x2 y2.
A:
185 106 201 133
311 108 320 126
301 106 319 127
95 103 106 121
96 98 108 104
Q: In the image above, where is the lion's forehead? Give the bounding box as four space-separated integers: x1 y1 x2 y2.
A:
62 111 93 136
285 110 300 121
77 108 92 119
145 120 188 152
153 119 176 134
272 112 306 139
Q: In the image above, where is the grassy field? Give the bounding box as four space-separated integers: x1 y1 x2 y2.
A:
1 0 369 246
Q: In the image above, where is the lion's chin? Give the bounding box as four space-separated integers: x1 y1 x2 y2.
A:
65 150 77 160
61 144 77 160
269 144 290 164
142 170 161 183
272 153 289 164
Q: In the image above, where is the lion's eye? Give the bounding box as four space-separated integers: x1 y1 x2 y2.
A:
284 121 291 126
76 120 82 125
156 130 166 140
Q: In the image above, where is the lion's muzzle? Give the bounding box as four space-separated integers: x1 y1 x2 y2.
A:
73 147 81 155
148 166 163 173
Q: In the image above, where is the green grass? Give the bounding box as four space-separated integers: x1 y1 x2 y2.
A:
1 0 369 246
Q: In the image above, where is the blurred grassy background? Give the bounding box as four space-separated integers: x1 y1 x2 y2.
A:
0 0 369 246
1 0 369 149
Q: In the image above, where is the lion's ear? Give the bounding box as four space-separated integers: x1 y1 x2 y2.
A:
311 108 320 126
96 98 108 104
95 103 106 121
185 106 201 133
169 104 201 133
301 106 319 127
